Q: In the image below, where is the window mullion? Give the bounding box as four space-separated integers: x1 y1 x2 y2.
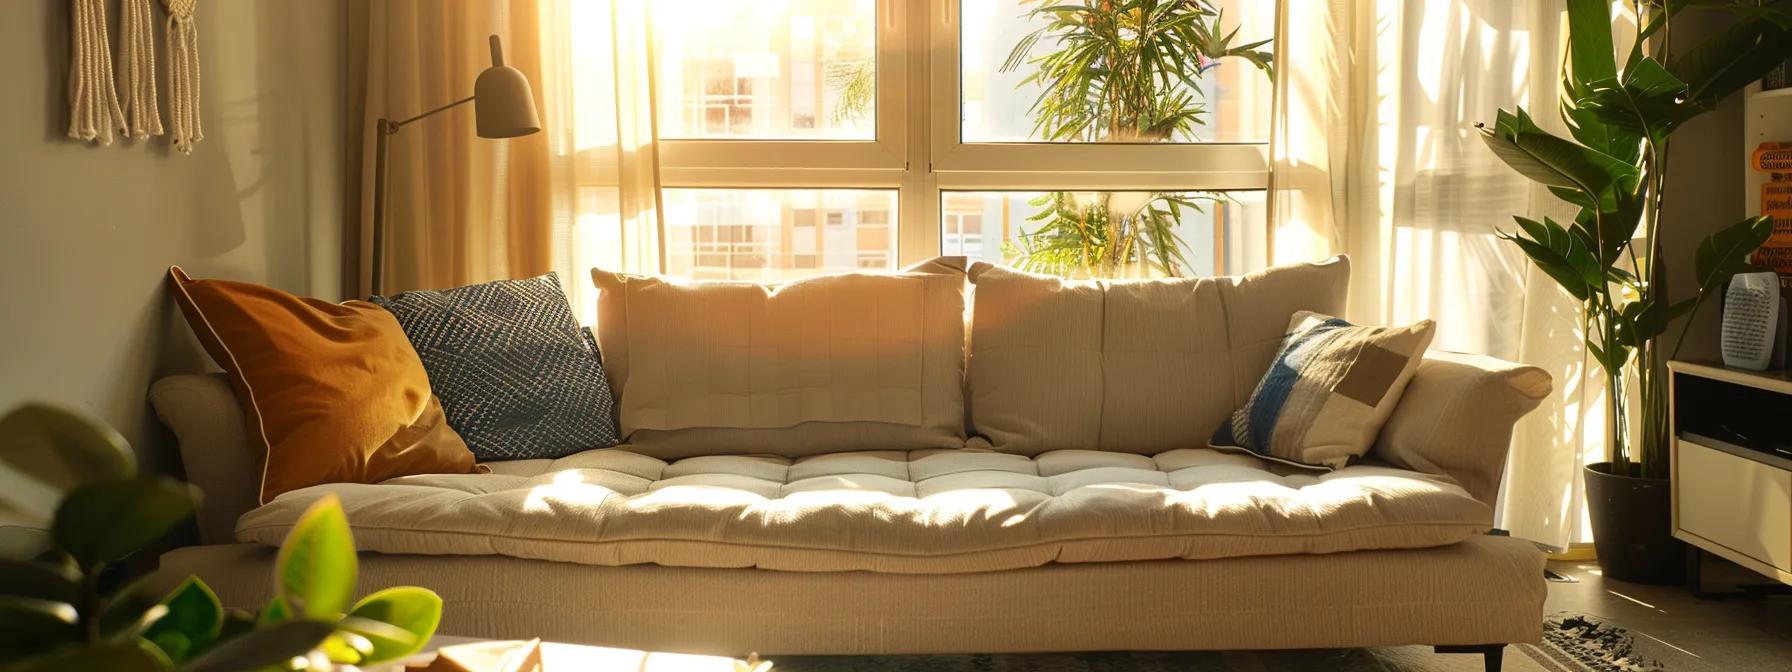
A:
898 0 937 266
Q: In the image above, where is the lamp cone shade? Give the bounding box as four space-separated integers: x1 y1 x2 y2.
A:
474 35 541 139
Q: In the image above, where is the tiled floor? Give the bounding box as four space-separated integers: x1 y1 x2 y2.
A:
1541 556 1792 671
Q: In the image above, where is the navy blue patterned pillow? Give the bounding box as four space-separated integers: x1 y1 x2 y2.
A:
371 273 619 460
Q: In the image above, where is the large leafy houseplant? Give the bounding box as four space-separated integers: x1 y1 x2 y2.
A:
0 404 442 671
1479 0 1792 480
1000 0 1272 277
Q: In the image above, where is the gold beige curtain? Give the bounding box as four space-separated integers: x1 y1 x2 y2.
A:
346 0 551 297
1265 0 1359 266
346 0 660 311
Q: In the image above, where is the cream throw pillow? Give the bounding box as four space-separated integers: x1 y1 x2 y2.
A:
1211 312 1436 469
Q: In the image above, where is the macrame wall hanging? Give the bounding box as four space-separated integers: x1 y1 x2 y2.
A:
67 0 125 145
161 0 203 153
119 0 163 140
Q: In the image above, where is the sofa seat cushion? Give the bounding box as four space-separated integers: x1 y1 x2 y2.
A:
236 447 1495 574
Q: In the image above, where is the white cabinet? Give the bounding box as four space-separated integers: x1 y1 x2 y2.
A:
1669 361 1792 586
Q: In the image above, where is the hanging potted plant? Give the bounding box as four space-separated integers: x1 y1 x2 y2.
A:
1000 0 1273 278
1480 0 1792 582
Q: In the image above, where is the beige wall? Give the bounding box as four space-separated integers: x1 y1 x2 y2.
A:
1659 10 1751 363
0 1 345 472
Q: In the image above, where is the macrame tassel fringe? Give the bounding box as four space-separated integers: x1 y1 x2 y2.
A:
164 0 203 154
119 0 163 140
68 0 126 145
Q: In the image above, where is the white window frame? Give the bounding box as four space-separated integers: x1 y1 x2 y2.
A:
653 0 1274 270
657 0 909 183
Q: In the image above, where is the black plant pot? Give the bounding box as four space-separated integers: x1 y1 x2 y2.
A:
1584 462 1685 584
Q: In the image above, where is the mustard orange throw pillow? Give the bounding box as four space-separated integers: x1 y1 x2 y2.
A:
168 267 479 503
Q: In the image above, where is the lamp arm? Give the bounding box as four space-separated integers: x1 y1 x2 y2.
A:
384 94 478 132
369 92 477 296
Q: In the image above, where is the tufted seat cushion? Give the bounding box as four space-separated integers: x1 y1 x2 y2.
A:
237 446 1494 574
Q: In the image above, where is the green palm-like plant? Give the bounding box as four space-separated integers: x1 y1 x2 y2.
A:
1001 0 1273 277
1003 191 1215 277
1479 0 1792 478
826 59 875 126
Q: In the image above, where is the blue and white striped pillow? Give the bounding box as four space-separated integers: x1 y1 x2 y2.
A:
1211 311 1435 469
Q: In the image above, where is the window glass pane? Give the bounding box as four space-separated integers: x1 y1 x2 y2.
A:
941 190 1267 277
960 0 1275 144
662 188 898 281
654 0 876 140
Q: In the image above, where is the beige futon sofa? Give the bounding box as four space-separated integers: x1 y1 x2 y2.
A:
152 256 1551 669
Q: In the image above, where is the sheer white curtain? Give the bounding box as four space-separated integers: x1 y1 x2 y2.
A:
534 0 663 323
1266 0 1357 264
1275 0 1621 550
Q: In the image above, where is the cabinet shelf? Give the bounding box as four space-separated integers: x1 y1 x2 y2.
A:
1752 87 1792 102
1669 361 1792 587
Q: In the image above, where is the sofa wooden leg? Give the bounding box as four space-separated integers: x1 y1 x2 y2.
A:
1434 644 1505 671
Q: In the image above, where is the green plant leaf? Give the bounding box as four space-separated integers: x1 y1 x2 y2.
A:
318 630 374 665
96 576 170 642
1561 0 1620 154
141 577 222 663
0 404 136 527
180 619 336 672
52 477 198 569
274 495 358 619
1568 194 1647 267
1586 338 1634 374
1565 0 1617 87
1673 13 1792 114
1499 216 1603 301
0 596 78 660
0 558 81 604
4 640 173 672
1694 216 1776 301
341 587 443 663
1615 297 1697 347
1478 108 1638 209
257 596 291 625
1579 57 1689 143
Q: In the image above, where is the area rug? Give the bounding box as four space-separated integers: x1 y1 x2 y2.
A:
1517 613 1666 672
771 613 1665 672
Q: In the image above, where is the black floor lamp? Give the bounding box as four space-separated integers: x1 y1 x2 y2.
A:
370 35 541 296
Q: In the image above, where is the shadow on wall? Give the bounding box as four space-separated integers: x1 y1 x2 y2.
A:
38 0 249 255
19 1 342 476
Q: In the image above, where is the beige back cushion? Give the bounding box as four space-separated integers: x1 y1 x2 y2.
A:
966 257 1351 455
591 266 967 458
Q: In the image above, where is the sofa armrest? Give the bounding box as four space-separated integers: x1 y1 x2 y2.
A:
1372 352 1552 506
150 374 258 545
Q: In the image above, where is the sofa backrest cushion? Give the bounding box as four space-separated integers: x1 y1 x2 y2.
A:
590 264 968 458
966 256 1350 455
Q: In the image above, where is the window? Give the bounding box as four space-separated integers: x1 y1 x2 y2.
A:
959 0 1275 144
660 188 898 281
643 0 1276 278
941 190 1266 277
654 1 876 140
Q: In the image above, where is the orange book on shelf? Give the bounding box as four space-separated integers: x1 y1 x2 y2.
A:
1752 243 1792 274
1768 179 1792 212
1768 214 1792 243
1768 178 1792 243
1754 142 1792 173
